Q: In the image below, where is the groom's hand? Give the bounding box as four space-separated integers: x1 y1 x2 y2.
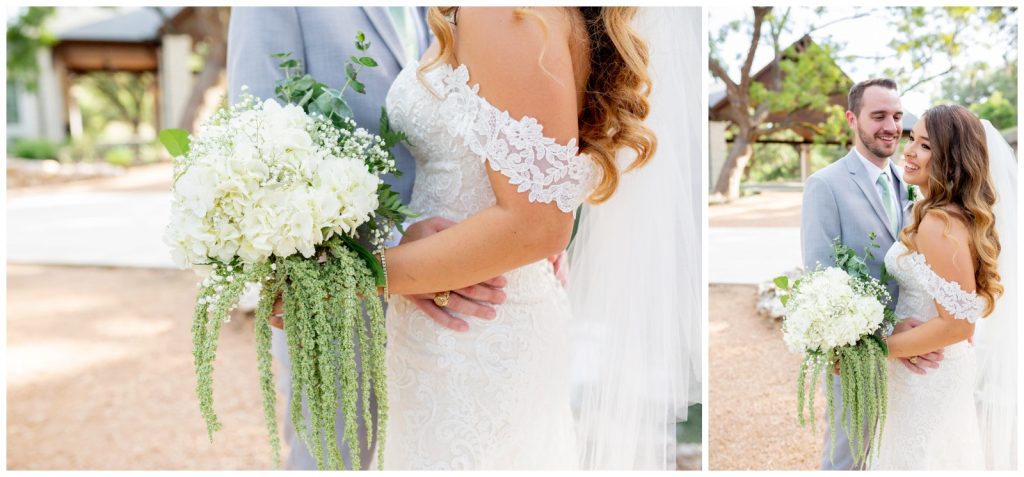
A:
893 318 944 375
401 217 508 332
549 251 568 287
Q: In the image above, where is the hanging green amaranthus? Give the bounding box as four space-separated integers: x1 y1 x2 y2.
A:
192 241 388 470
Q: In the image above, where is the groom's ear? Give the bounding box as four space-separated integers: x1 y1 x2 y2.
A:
845 110 857 128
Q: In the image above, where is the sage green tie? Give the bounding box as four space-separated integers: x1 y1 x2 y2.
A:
877 172 898 235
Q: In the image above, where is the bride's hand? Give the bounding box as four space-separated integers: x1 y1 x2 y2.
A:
892 318 944 375
401 217 509 332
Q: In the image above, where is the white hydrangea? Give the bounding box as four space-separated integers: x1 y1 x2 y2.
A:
782 267 885 354
164 95 381 269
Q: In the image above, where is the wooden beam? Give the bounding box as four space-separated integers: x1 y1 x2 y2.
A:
54 41 159 72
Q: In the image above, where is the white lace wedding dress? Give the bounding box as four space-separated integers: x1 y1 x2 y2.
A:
376 59 597 470
870 241 986 470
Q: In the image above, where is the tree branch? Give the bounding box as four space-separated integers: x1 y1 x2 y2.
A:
740 7 771 87
806 11 874 36
902 65 955 94
709 57 739 93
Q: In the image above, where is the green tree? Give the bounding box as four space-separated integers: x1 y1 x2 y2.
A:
6 7 57 91
885 7 1017 94
938 61 1017 129
76 71 156 138
710 7 853 201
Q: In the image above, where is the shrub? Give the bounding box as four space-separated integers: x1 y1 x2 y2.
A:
104 146 134 166
12 138 59 160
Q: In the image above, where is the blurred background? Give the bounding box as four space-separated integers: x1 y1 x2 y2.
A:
6 6 264 471
6 6 700 470
705 6 1017 470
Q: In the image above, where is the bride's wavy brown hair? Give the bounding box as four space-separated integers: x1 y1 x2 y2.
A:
419 7 656 204
899 104 1002 316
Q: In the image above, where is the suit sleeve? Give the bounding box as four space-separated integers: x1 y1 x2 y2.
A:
801 174 841 270
226 7 305 104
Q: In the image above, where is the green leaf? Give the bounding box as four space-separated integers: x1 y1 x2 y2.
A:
357 56 378 67
346 63 358 81
351 80 366 94
159 128 190 156
774 275 789 290
356 31 366 43
293 75 315 91
780 295 790 306
339 235 385 288
278 59 299 69
271 52 291 59
312 91 352 120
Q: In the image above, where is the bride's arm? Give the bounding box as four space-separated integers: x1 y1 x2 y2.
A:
884 212 977 358
384 7 582 296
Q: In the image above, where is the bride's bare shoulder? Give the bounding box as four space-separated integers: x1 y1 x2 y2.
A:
451 7 579 143
915 208 975 288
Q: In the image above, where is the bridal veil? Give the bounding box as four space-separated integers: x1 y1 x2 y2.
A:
568 7 703 470
975 119 1017 470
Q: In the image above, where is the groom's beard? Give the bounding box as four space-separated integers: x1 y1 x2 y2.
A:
856 126 898 160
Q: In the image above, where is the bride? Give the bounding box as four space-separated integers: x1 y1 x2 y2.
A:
868 104 1016 470
366 6 699 470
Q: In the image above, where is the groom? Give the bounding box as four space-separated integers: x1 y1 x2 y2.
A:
801 78 938 470
227 7 509 469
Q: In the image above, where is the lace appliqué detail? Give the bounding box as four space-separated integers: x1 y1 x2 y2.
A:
430 62 597 213
903 251 985 323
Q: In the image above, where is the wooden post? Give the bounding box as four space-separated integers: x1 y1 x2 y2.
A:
799 143 811 182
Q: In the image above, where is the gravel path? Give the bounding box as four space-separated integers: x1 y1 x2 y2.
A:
708 284 825 470
7 264 284 470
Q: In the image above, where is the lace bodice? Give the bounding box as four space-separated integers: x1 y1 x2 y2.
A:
378 60 585 469
883 241 985 323
385 59 598 219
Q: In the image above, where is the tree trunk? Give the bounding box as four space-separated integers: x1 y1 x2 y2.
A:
713 132 755 201
177 7 228 130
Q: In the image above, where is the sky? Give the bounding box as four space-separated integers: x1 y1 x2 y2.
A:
708 6 1017 117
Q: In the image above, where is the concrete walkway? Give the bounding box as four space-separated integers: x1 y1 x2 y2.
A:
709 227 803 285
7 163 178 269
8 191 175 269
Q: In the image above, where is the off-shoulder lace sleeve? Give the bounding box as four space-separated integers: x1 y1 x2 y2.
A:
907 252 985 323
436 64 598 213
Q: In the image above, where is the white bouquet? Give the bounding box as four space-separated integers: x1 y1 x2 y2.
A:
776 236 897 467
164 95 385 269
781 267 886 354
162 34 413 471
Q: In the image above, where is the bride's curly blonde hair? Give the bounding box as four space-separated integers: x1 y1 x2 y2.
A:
899 104 1003 316
419 7 656 204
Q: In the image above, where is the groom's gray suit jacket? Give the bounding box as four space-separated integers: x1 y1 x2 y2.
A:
227 7 429 470
801 149 912 470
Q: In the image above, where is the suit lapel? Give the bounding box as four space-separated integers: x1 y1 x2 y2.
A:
843 151 896 241
362 7 408 67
